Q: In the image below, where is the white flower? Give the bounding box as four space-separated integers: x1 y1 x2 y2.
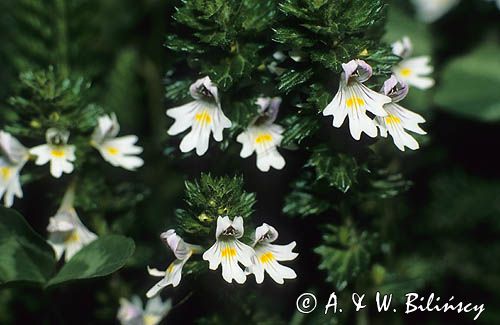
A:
202 216 255 284
30 129 76 178
146 230 202 298
91 113 144 170
375 76 426 151
411 0 459 23
247 223 298 284
323 59 391 140
236 97 285 172
166 76 232 156
0 131 29 207
47 185 97 261
117 295 172 325
392 37 435 90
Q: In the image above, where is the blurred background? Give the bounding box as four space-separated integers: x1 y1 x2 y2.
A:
0 0 499 324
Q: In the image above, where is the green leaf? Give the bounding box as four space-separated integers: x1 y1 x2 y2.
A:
315 224 373 290
278 68 314 94
307 149 360 193
281 115 320 147
283 172 333 218
435 40 500 122
0 208 55 285
47 235 135 287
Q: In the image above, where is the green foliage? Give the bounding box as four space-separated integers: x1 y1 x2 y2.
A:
166 0 278 91
103 49 141 127
315 223 375 290
0 208 55 285
276 0 389 72
435 39 500 122
175 174 256 241
282 172 333 218
281 115 320 148
47 235 135 287
0 209 135 288
0 0 106 79
6 67 104 140
307 148 362 193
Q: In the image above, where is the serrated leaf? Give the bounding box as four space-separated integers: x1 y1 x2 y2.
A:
281 115 320 147
278 68 313 94
47 235 135 287
0 208 55 285
165 80 192 101
307 150 360 193
273 28 315 47
315 224 373 290
283 191 331 218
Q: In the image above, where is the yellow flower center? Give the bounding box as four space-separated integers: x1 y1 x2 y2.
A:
106 147 119 155
400 68 412 77
65 231 80 244
259 252 275 264
0 167 12 180
167 263 175 274
51 149 66 158
385 115 402 125
143 315 160 325
255 133 273 144
346 96 365 109
195 109 212 125
221 247 237 258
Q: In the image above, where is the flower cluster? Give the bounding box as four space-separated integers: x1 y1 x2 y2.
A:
0 113 143 207
323 49 429 151
392 36 435 90
146 217 298 297
166 77 286 172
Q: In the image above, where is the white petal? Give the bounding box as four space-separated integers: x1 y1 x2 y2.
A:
146 278 170 298
266 261 297 283
407 76 435 90
30 145 51 165
215 216 232 238
147 266 166 277
232 217 244 238
211 105 232 142
248 256 265 284
50 159 64 178
268 242 298 261
324 81 348 129
234 239 254 267
236 131 255 158
202 241 222 270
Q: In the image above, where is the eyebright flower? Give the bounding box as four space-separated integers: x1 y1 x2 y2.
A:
411 0 459 23
247 223 298 284
91 113 144 170
47 186 97 261
146 230 202 298
236 97 286 172
202 216 255 284
392 37 435 90
0 131 29 207
166 76 232 156
117 295 172 325
374 76 426 151
30 129 76 178
323 59 391 140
